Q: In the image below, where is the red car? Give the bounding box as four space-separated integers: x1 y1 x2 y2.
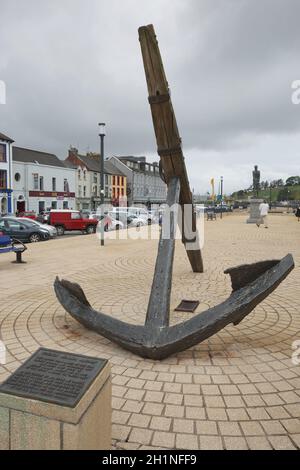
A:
18 211 37 220
49 210 99 236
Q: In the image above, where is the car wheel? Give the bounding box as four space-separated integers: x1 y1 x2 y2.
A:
86 225 95 234
115 224 120 231
56 225 65 236
29 233 41 243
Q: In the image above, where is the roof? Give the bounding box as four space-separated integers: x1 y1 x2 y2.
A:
104 160 126 177
72 153 126 176
117 156 146 163
63 160 77 170
0 132 14 143
13 147 66 168
78 154 101 172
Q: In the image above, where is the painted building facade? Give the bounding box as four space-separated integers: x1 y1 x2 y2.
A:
13 147 76 214
65 148 127 211
0 132 14 215
108 156 167 207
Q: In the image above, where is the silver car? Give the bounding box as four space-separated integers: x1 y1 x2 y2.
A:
16 217 57 238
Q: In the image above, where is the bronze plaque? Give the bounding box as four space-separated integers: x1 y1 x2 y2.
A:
0 348 107 408
175 300 200 313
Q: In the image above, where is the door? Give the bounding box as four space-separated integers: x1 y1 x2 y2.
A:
7 219 28 240
38 201 45 214
70 212 83 230
17 200 25 214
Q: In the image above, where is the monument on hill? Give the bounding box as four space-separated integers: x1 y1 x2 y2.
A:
247 165 264 224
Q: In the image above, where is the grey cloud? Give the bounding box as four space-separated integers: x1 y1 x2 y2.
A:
0 0 299 193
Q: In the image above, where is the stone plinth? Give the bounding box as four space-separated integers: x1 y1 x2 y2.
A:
247 198 263 224
0 348 111 450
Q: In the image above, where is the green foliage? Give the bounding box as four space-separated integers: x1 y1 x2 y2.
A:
285 176 300 186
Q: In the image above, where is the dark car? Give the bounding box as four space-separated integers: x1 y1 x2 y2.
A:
0 217 50 243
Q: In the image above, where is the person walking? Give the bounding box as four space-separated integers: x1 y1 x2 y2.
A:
257 200 269 228
295 205 300 222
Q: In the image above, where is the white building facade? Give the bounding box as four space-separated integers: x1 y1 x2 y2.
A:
0 132 14 215
12 147 76 214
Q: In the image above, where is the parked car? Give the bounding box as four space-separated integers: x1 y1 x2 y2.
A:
49 210 99 236
37 211 50 224
127 215 147 228
112 206 157 225
16 217 57 238
214 204 232 213
17 211 37 220
106 212 124 231
0 217 50 243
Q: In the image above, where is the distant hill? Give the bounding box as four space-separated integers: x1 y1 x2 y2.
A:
231 185 300 202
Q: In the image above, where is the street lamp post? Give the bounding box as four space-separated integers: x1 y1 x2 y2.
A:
98 123 106 247
220 176 224 219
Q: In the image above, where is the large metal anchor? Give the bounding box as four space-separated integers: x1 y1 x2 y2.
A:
54 25 294 360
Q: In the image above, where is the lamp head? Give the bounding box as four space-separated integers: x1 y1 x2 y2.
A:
98 123 106 136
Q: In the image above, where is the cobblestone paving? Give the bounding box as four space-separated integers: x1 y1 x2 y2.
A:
0 213 299 450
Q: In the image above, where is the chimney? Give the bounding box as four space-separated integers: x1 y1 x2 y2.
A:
69 146 78 158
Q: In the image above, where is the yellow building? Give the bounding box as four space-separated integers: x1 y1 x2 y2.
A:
105 160 127 206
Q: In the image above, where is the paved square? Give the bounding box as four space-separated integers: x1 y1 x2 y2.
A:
0 214 299 449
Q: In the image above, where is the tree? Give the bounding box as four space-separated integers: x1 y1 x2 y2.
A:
286 176 300 186
277 188 294 201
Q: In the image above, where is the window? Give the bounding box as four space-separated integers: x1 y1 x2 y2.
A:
78 169 81 179
15 173 21 182
94 173 97 183
0 170 7 189
52 177 56 191
7 220 25 230
71 212 81 220
64 179 69 192
83 186 86 197
38 201 45 213
39 176 44 191
113 176 116 185
51 201 57 209
117 176 120 186
0 144 6 162
63 201 69 209
83 170 86 180
33 173 39 190
78 185 82 197
105 174 108 185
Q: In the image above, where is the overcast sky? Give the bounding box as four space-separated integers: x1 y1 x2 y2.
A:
0 0 299 194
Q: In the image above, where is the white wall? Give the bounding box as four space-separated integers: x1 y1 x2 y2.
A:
13 161 76 213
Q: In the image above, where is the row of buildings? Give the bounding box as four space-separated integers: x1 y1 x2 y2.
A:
0 132 167 215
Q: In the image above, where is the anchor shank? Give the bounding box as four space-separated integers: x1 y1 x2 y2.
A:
145 177 180 328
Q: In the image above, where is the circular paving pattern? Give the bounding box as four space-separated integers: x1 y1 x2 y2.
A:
0 214 299 450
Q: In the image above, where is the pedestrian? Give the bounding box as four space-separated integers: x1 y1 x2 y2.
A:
295 205 300 222
257 200 269 229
